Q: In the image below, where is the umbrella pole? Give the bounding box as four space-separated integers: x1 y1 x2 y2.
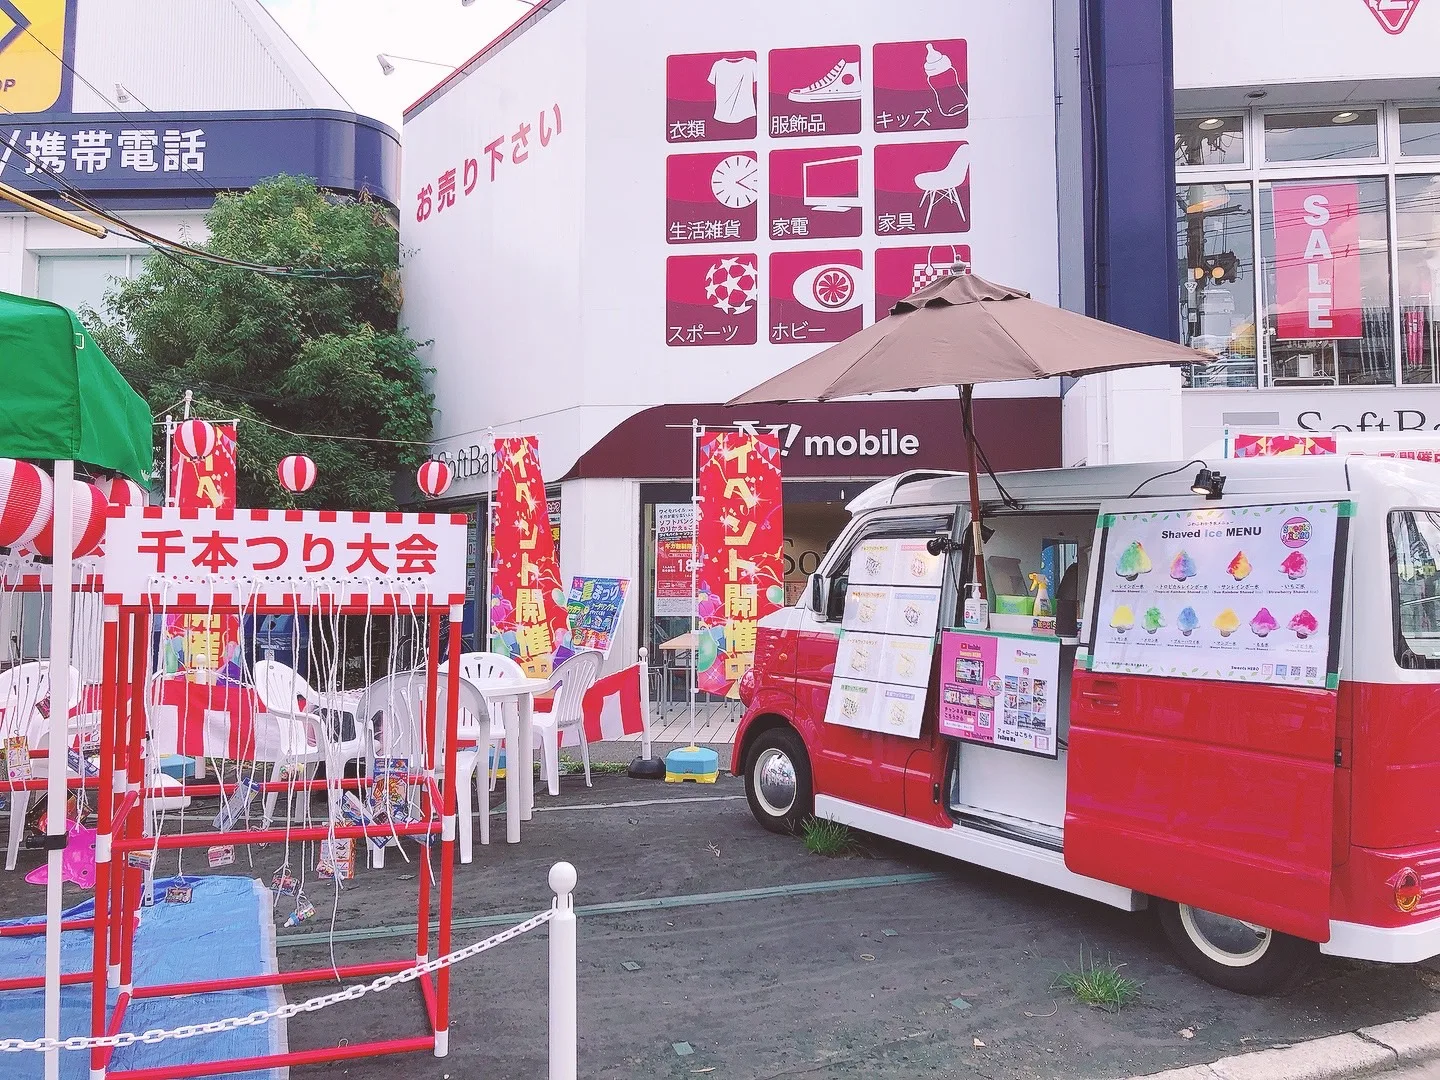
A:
960 385 987 599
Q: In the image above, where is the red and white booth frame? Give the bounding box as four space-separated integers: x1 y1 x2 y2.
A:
5 503 474 1079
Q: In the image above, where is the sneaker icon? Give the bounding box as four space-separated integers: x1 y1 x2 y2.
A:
788 59 861 103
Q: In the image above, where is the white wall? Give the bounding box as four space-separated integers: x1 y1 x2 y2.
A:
403 0 1063 496
1067 369 1184 467
1173 0 1440 89
1182 386 1440 456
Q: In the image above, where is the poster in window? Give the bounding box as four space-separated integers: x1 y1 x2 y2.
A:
938 629 1060 758
1087 501 1350 689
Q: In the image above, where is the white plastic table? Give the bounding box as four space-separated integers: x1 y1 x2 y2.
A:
466 676 550 843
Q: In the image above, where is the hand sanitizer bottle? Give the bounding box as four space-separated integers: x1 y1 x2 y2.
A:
963 583 987 630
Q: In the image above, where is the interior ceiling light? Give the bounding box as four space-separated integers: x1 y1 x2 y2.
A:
1332 111 1360 124
1198 117 1226 130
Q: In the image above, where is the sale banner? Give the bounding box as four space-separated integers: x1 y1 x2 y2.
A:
665 254 759 347
695 432 784 698
172 422 237 511
666 150 759 244
769 249 864 345
489 436 570 678
769 45 862 138
768 145 864 241
1272 182 1362 340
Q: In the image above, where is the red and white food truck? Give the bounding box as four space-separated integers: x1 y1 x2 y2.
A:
734 455 1440 993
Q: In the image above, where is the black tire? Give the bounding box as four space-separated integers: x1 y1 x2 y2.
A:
1157 900 1316 994
744 726 813 834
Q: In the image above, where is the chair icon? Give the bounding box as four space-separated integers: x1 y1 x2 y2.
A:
915 143 970 228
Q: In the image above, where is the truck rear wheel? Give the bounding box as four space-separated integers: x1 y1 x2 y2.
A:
1157 900 1315 994
744 726 813 834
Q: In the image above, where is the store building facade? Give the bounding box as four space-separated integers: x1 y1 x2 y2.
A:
1070 0 1440 461
401 0 1176 666
0 0 398 314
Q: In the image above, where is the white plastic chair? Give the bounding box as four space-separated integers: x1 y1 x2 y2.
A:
435 675 499 863
916 143 970 228
354 671 430 868
439 652 526 791
533 651 603 794
3 662 51 871
251 659 368 827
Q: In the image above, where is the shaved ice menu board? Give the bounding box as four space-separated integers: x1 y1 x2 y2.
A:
1088 501 1350 689
824 537 945 739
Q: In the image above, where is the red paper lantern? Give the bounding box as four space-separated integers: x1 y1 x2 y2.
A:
174 418 217 462
30 480 108 560
416 459 454 498
277 454 317 493
0 459 53 552
101 475 147 509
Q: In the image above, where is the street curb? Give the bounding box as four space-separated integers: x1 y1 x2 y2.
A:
1130 1009 1440 1080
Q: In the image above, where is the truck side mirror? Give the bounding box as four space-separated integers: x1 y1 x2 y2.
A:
809 573 825 613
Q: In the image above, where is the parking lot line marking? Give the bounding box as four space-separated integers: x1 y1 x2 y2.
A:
277 870 946 948
533 795 746 812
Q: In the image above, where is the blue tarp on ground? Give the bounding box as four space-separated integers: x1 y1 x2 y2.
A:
0 875 285 1080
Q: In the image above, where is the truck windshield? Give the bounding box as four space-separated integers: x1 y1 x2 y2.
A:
1389 510 1440 669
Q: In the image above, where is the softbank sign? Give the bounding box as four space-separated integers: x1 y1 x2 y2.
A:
804 427 920 458
1273 183 1362 340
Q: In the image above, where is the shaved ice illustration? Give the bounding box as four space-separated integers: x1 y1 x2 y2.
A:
1177 607 1199 636
841 694 861 718
1142 606 1165 634
909 554 931 579
865 552 884 577
1289 609 1319 639
1281 550 1308 580
1250 607 1278 638
1227 551 1252 581
1115 541 1152 581
1109 605 1135 634
1169 550 1196 582
1213 608 1241 637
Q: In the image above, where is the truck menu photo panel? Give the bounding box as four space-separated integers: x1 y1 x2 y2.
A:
1088 502 1351 689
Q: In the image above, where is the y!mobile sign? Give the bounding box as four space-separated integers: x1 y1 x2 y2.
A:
1272 183 1363 340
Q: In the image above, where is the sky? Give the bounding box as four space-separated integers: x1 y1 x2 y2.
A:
259 0 536 128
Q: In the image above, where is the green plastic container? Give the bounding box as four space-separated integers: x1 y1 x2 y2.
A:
994 594 1033 616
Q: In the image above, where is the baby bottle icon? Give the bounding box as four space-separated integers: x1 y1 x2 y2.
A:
924 43 967 118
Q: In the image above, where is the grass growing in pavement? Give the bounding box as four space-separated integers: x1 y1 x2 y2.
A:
1052 951 1141 1010
801 816 860 856
558 755 630 776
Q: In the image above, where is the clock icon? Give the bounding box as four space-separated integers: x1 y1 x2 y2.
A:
711 153 758 209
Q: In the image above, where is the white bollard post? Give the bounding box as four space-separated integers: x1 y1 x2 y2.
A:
548 861 577 1080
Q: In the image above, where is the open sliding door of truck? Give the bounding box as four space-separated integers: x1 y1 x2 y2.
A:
1064 495 1352 942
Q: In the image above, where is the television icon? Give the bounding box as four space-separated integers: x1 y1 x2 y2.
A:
802 153 861 213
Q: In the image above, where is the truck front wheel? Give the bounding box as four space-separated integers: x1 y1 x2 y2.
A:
1157 900 1316 994
744 726 813 834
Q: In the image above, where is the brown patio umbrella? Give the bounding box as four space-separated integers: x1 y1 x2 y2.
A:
727 273 1202 597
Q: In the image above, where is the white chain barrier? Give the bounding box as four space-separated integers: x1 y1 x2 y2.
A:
0 909 554 1054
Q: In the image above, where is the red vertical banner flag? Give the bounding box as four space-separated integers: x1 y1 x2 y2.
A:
695 431 784 698
172 422 238 510
489 436 571 678
1272 182 1363 341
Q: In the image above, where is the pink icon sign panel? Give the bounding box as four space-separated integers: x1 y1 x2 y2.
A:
875 141 970 236
768 45 862 138
769 145 863 242
666 151 759 244
667 52 759 143
666 254 759 347
873 40 969 132
874 245 971 322
769 249 864 345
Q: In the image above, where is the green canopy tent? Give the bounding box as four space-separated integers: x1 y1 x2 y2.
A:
0 291 152 484
0 290 151 1079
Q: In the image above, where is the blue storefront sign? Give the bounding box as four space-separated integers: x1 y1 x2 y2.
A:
0 109 401 207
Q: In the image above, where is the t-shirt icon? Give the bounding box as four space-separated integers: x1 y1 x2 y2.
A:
709 56 758 125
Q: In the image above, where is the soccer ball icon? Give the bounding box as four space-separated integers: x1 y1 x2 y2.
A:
705 257 759 315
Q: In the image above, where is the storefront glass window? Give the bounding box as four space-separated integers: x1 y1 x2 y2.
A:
1176 183 1257 387
1263 109 1380 163
1259 177 1393 386
1175 115 1245 167
36 253 149 316
1399 108 1440 159
1398 175 1440 385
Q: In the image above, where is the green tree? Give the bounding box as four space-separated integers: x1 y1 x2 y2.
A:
89 175 434 509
